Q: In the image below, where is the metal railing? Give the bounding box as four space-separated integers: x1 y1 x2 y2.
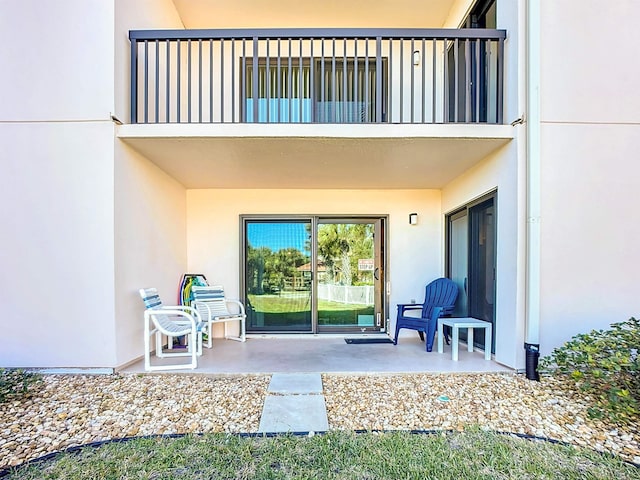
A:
130 28 506 125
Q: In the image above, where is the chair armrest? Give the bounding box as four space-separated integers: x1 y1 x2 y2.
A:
224 299 246 316
396 303 422 315
159 305 201 321
145 308 197 336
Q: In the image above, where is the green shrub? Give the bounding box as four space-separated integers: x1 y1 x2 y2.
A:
539 317 639 424
0 369 42 403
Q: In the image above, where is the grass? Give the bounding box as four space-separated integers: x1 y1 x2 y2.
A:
4 429 639 479
248 294 374 327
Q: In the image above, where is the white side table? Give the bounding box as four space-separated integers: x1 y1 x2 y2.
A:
437 317 492 361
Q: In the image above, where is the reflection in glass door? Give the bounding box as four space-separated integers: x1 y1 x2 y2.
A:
244 220 312 332
446 194 496 353
316 221 381 332
242 216 386 334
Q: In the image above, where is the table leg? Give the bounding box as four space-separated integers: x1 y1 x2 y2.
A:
467 327 474 352
437 320 444 353
485 325 492 360
452 325 459 361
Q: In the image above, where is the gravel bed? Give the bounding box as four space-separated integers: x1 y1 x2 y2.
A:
0 374 270 469
323 372 640 464
1 372 638 470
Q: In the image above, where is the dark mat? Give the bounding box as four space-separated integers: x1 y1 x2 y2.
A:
344 337 394 344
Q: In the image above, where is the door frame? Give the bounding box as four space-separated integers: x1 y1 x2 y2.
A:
445 190 497 353
240 214 389 334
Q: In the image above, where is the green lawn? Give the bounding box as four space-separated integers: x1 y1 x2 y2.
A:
4 429 638 479
248 294 374 327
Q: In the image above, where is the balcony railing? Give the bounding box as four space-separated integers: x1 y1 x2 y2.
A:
130 28 506 125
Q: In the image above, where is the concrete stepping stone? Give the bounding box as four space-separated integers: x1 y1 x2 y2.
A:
258 373 328 433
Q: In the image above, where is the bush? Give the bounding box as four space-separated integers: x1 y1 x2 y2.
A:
0 369 42 403
539 317 639 424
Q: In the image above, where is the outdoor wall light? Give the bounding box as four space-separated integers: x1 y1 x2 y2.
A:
409 213 418 225
413 50 421 66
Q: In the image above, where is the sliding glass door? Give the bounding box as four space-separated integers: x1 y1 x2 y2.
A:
242 216 386 333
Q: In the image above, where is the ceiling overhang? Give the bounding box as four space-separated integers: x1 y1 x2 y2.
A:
117 123 513 189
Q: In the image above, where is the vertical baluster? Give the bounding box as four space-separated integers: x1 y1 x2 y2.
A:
299 38 303 123
375 37 382 123
354 39 358 124
389 38 393 123
342 38 347 122
220 38 224 123
310 38 314 123
365 38 369 122
277 39 281 122
454 38 458 123
321 39 326 122
421 38 425 124
198 39 202 123
443 38 448 123
210 39 213 123
497 37 504 124
231 39 235 122
399 38 404 123
177 39 181 123
332 38 336 123
166 39 170 123
475 38 480 123
288 38 292 123
432 38 436 123
188 39 192 123
410 38 414 123
266 40 270 123
253 37 259 123
130 38 137 123
144 40 148 124
242 39 246 121
155 39 159 123
465 38 470 123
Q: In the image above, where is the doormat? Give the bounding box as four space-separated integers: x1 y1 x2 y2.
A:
344 337 394 344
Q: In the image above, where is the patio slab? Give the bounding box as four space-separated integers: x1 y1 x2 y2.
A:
258 394 329 433
268 373 323 394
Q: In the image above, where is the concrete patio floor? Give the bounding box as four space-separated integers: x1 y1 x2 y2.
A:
120 332 513 374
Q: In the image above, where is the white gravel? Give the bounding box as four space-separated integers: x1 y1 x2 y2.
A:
0 372 638 469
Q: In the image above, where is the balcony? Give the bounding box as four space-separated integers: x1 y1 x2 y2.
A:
129 28 506 125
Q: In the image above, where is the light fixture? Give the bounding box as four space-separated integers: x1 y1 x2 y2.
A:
409 213 418 225
413 50 421 66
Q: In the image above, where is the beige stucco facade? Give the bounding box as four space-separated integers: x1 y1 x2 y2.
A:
1 0 638 370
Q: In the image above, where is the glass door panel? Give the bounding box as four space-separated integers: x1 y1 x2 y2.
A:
316 221 379 332
245 220 312 332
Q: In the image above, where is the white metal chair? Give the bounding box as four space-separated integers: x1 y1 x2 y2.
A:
192 285 246 348
139 287 205 371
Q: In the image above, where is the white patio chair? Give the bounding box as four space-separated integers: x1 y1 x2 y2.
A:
139 288 205 371
192 285 246 348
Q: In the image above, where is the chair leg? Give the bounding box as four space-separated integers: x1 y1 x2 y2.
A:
418 331 425 342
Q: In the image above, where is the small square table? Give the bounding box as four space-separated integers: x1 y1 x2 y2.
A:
437 317 492 361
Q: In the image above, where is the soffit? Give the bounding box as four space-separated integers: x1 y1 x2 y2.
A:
118 124 513 189
170 0 456 29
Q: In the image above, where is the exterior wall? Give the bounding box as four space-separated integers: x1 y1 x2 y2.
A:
187 189 442 336
114 0 184 123
0 0 114 122
441 143 520 369
0 122 117 368
113 0 187 369
538 0 640 355
114 141 187 367
0 1 118 368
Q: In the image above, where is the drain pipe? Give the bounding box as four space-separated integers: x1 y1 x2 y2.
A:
524 0 541 380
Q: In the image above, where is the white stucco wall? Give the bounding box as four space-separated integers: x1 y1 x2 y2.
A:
0 122 117 367
538 0 640 355
113 140 187 367
441 141 521 369
0 0 114 122
186 189 442 335
0 1 118 368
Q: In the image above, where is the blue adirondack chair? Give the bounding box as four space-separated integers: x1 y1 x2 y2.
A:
394 277 459 352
